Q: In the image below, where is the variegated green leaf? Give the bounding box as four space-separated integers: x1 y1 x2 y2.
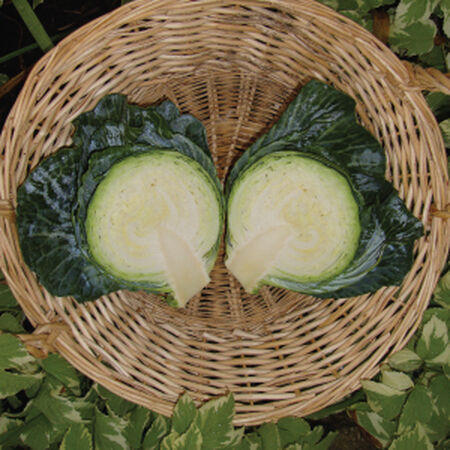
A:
444 362 450 378
429 374 450 418
422 308 450 334
0 334 36 370
19 414 65 450
277 416 310 447
433 271 450 308
394 0 440 27
355 410 396 448
39 354 81 396
124 406 152 449
180 423 203 450
437 439 450 450
350 401 373 412
381 369 414 391
60 423 93 450
388 348 422 372
95 384 136 417
0 416 22 433
0 313 25 333
93 407 128 450
0 370 43 399
234 432 262 450
439 119 450 148
161 423 203 450
142 414 171 448
361 380 407 420
194 394 244 449
425 93 450 121
24 378 45 399
397 384 433 434
390 20 437 56
172 393 197 434
71 397 95 422
415 316 449 364
309 430 338 450
257 422 281 450
427 375 450 442
0 283 18 309
160 431 181 450
389 423 433 450
33 387 84 427
442 0 450 38
301 426 337 449
0 416 23 448
38 374 67 396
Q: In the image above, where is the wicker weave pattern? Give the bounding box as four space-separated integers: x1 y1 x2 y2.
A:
0 0 448 425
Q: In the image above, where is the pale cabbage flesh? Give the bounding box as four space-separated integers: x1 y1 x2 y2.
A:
226 152 361 293
85 151 221 307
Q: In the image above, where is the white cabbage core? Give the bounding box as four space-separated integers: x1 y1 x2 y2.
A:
226 152 360 293
85 151 221 306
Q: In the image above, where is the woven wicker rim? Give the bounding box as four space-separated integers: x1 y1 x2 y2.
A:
0 0 448 425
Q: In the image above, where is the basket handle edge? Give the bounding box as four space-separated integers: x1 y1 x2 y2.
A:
402 61 450 95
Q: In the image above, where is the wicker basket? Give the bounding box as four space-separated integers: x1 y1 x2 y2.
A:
0 0 448 426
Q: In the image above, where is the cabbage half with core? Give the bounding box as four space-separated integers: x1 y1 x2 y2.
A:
226 152 361 293
16 95 224 305
85 151 222 306
225 80 424 298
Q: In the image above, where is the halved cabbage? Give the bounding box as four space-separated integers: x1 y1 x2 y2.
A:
224 81 423 298
226 151 361 293
17 94 225 306
85 150 222 307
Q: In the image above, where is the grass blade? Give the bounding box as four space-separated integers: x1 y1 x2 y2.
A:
11 0 53 52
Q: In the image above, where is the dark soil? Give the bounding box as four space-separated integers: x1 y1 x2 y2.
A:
319 412 379 450
0 0 122 127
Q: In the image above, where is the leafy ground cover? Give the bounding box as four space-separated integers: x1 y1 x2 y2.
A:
0 1 448 448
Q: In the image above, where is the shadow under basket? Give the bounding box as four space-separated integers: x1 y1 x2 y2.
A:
0 0 448 426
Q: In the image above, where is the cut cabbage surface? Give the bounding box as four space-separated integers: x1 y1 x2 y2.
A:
226 151 361 293
85 151 222 306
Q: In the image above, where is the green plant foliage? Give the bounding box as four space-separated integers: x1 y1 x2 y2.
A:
439 119 450 147
360 380 407 420
353 408 397 447
60 423 93 450
425 92 450 123
390 20 437 55
348 271 450 448
316 0 449 71
11 0 53 52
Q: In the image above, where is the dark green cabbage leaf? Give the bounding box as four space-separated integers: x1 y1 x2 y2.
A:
226 80 424 298
17 95 221 302
16 147 122 300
